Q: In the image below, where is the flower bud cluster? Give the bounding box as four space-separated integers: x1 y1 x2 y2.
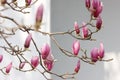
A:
41 43 54 71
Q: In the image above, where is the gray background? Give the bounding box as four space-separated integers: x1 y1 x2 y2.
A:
51 0 120 80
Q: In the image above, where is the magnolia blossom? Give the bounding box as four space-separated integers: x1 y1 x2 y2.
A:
96 16 102 30
82 22 88 38
41 43 50 59
6 62 12 73
25 0 31 6
0 54 3 63
19 62 25 69
72 40 80 56
91 0 103 18
74 21 80 34
85 0 91 9
98 42 104 58
35 4 44 31
24 33 32 48
44 53 54 71
31 56 39 68
91 47 99 62
74 60 80 73
91 43 105 62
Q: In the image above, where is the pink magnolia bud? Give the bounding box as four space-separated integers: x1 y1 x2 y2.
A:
31 56 39 68
0 54 3 63
19 62 25 69
24 33 32 48
92 0 103 18
44 53 54 71
91 47 99 62
74 60 80 73
41 43 50 59
6 62 12 73
72 40 80 56
82 22 88 38
98 42 104 59
25 0 31 6
85 0 91 9
96 16 102 30
44 60 53 71
92 0 99 9
74 21 80 34
35 4 44 31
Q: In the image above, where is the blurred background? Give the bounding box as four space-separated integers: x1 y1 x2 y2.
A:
1 0 120 80
51 0 120 80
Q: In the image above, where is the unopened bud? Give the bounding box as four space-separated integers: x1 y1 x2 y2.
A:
74 60 80 73
82 22 88 38
31 56 39 68
19 62 25 69
24 33 32 48
0 54 3 63
74 21 80 34
96 16 102 30
85 0 91 9
98 42 104 59
91 47 99 62
6 62 12 73
41 43 50 59
72 40 80 56
35 4 44 31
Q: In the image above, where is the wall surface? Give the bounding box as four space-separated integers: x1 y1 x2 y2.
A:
0 0 50 80
51 0 120 80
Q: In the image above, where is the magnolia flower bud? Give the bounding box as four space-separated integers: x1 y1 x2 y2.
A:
85 0 91 9
96 16 102 30
44 53 54 71
98 42 104 59
24 33 32 48
91 47 99 62
35 4 44 31
6 62 12 73
72 40 80 56
41 43 50 59
82 22 88 38
31 56 39 68
19 62 25 69
0 54 3 63
92 0 103 18
44 60 53 71
74 60 80 73
92 0 99 9
25 0 31 6
74 21 80 34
